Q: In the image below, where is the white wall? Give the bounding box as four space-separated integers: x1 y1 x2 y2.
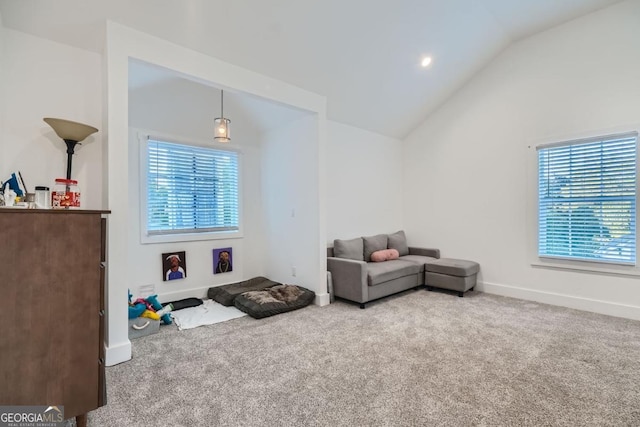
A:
326 121 404 243
128 76 265 301
261 114 327 300
105 22 327 365
1 29 102 208
403 0 640 319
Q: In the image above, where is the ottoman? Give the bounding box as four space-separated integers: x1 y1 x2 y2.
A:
424 258 479 297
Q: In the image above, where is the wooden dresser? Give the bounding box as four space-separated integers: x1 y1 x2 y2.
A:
0 208 109 427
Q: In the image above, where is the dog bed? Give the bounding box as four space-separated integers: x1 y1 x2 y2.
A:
207 276 281 306
234 284 315 319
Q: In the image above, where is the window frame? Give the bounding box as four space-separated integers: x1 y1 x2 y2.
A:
527 126 640 277
138 132 243 244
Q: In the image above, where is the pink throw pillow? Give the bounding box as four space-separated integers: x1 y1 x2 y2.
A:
387 249 400 260
370 249 400 262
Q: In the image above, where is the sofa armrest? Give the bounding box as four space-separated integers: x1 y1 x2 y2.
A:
327 257 368 303
408 247 440 259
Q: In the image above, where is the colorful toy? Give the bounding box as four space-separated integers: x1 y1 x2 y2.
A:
128 291 146 319
146 294 172 325
127 290 172 325
140 309 160 321
133 297 154 311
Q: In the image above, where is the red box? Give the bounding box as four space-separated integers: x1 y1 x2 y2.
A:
52 191 80 208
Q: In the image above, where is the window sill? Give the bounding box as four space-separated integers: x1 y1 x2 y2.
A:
531 258 640 278
141 230 243 244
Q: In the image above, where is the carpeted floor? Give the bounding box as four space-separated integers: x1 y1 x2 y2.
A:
89 289 640 426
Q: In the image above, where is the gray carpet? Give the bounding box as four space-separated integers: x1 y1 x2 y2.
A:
89 290 640 426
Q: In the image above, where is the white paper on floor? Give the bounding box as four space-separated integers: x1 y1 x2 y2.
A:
170 299 247 330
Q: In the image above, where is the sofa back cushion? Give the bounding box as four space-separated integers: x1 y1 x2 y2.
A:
363 234 388 261
387 230 409 256
333 237 364 261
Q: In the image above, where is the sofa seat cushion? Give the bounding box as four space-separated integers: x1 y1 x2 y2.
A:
399 255 438 273
367 259 421 286
424 258 479 277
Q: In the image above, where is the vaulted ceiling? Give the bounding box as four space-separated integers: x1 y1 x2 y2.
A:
0 0 623 138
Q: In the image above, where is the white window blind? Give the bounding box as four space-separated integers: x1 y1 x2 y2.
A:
537 132 637 265
146 139 239 235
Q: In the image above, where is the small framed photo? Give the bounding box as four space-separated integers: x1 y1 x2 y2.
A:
163 251 187 281
213 247 233 274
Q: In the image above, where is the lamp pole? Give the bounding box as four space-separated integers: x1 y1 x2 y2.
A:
63 139 80 180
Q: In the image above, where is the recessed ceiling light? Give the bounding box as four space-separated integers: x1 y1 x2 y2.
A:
421 57 432 68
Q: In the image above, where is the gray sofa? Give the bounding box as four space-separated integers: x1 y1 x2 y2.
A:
327 230 440 308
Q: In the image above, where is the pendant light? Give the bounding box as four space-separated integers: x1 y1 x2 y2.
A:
214 90 231 142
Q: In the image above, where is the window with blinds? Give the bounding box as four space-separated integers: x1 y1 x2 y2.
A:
537 132 637 265
145 138 239 235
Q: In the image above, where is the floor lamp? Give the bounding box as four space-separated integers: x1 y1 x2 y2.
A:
44 117 98 180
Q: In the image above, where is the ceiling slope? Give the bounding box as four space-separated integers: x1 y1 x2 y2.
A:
0 0 623 138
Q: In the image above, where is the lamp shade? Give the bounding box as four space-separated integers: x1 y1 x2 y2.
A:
214 117 231 142
44 117 99 180
43 118 98 142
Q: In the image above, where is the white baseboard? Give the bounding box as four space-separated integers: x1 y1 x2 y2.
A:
105 340 132 366
479 281 640 321
315 292 330 307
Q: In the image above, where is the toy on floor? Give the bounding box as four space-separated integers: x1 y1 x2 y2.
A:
128 291 172 325
146 294 172 325
128 291 146 319
140 309 160 321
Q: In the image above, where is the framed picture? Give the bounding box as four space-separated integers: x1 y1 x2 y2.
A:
163 251 187 281
213 247 233 274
